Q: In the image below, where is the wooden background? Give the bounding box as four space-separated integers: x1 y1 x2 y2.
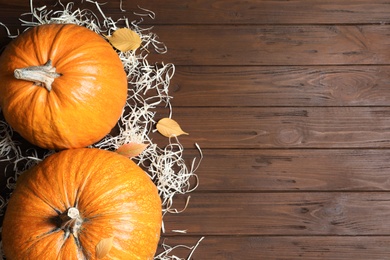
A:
2 0 390 259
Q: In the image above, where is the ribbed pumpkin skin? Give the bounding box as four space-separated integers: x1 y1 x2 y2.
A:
0 24 128 149
2 148 162 259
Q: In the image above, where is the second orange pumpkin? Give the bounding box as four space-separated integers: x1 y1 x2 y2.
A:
2 148 162 259
0 24 128 149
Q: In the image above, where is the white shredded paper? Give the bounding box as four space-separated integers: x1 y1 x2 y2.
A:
0 1 203 259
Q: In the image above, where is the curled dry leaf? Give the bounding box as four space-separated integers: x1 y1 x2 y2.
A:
156 118 189 138
116 143 148 158
105 28 142 52
96 236 114 259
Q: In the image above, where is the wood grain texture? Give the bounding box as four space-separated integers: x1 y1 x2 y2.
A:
158 236 390 259
171 66 390 107
150 25 390 66
163 192 390 235
157 107 390 149
1 0 390 259
126 0 390 25
183 149 390 191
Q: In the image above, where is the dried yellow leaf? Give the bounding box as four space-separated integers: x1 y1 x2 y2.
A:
116 143 148 158
105 28 142 52
96 236 114 259
156 118 189 138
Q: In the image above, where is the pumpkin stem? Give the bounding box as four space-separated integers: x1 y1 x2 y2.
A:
14 60 61 91
60 207 83 237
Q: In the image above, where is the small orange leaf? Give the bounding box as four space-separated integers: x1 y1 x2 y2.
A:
105 28 142 52
116 143 148 158
96 236 114 259
156 118 189 138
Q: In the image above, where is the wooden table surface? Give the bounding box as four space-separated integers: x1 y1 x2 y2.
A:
3 0 390 259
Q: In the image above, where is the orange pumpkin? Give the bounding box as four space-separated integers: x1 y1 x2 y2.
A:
0 24 128 150
2 148 162 259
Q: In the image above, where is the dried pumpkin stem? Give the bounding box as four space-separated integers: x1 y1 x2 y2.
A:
14 60 61 91
60 207 83 237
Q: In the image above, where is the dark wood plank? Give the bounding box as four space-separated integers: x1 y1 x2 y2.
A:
184 149 390 191
150 25 390 66
159 236 390 259
159 107 390 149
3 0 390 25
171 66 390 107
163 192 390 235
127 0 390 25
